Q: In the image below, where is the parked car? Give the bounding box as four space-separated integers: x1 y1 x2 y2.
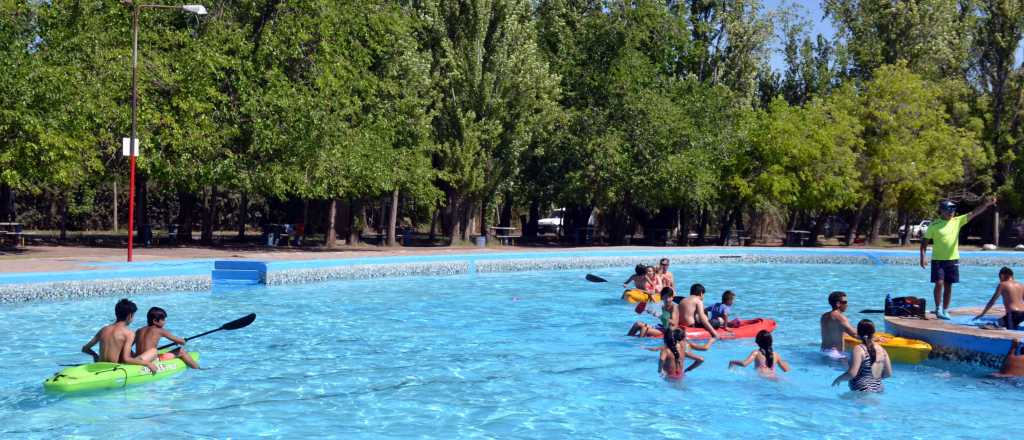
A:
537 208 595 235
898 220 931 239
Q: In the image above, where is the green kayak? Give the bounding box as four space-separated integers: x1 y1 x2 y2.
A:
43 352 199 393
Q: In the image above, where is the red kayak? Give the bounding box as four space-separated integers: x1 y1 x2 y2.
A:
685 318 776 340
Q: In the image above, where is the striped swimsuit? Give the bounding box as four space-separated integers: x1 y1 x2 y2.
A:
849 345 883 392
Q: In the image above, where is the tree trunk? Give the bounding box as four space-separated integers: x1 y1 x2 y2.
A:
524 200 540 240
429 207 438 241
499 192 513 228
326 198 338 248
201 186 216 245
0 183 10 222
697 207 709 244
718 205 739 245
867 187 885 245
348 199 363 245
679 205 691 246
112 181 118 232
387 189 399 246
59 194 68 242
237 191 248 240
442 191 462 243
846 204 866 246
177 190 196 243
993 206 1001 246
339 199 352 244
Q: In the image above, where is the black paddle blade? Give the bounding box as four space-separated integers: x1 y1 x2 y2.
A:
222 313 256 330
585 274 608 283
860 309 885 314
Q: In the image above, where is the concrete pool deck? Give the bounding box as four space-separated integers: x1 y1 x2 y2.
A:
886 306 1024 368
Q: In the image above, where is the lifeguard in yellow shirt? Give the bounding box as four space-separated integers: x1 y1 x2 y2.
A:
919 196 997 319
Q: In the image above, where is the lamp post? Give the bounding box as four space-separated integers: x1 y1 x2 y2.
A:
125 2 206 262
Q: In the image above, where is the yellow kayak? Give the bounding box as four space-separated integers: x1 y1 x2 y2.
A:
844 332 932 364
622 289 660 304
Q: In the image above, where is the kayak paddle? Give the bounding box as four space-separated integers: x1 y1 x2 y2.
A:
586 274 608 282
859 309 885 314
158 313 256 350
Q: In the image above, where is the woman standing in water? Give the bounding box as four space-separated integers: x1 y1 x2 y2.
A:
832 319 892 392
729 330 789 378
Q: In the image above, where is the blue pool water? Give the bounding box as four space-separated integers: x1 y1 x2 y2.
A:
1 262 1021 438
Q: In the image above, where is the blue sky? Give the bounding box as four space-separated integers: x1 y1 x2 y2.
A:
762 0 835 72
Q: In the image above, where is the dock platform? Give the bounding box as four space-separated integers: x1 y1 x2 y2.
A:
885 306 1023 368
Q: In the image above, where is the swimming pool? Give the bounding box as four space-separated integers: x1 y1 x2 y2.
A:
1 261 1020 438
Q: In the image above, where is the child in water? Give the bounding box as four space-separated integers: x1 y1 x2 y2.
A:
653 328 714 380
729 330 789 378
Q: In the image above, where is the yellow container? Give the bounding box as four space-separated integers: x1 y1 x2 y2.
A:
844 332 932 364
622 289 660 304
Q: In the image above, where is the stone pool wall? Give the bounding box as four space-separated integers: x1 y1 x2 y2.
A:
4 251 1024 304
0 276 210 304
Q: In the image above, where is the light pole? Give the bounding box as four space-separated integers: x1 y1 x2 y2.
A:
125 2 206 262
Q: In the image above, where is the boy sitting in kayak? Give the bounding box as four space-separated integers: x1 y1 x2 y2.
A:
706 290 737 329
81 298 159 374
135 307 200 369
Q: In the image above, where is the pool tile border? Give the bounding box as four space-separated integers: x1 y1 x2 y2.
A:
5 250 1024 304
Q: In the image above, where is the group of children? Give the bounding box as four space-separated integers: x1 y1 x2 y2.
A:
81 298 200 374
623 258 786 381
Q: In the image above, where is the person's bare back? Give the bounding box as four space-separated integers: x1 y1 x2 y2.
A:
999 279 1024 313
93 322 134 363
135 325 166 353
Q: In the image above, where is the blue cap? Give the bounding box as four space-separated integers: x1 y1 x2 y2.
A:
939 200 957 212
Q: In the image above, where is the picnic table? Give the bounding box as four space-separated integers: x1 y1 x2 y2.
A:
0 222 24 247
488 226 520 245
786 230 812 247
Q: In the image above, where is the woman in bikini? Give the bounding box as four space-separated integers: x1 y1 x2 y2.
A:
729 330 789 379
832 319 892 392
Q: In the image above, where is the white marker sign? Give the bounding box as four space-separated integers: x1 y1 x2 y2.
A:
122 137 140 157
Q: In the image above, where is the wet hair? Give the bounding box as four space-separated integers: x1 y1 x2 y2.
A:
114 298 137 322
1001 267 1014 278
689 283 705 296
634 264 646 276
663 328 686 366
147 307 167 326
828 291 847 309
645 265 655 273
858 319 877 363
755 330 774 369
660 287 675 297
722 290 735 302
659 258 669 265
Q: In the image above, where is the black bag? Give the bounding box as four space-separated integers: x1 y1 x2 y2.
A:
885 296 927 318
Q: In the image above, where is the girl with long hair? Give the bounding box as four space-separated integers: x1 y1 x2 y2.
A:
729 330 790 378
832 319 892 392
652 329 714 380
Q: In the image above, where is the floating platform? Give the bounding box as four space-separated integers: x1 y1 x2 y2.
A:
885 306 1023 368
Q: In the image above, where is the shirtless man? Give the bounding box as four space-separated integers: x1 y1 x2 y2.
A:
973 267 1024 330
81 298 158 373
674 283 719 339
820 291 857 358
993 338 1024 377
657 258 675 293
135 307 200 369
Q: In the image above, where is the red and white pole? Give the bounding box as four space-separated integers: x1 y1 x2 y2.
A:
127 4 139 262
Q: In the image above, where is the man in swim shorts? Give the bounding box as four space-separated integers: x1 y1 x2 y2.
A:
675 283 719 339
135 307 200 369
974 267 1024 330
820 291 857 358
920 197 996 320
81 298 158 374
